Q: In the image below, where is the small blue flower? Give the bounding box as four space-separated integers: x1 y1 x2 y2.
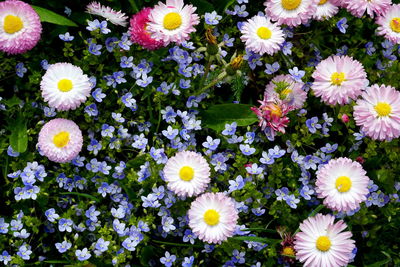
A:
75 248 91 261
59 32 74 41
265 62 280 74
228 175 245 192
205 11 222 25
239 144 256 155
231 249 246 264
289 66 305 82
16 62 27 78
160 251 176 267
120 56 134 68
182 255 195 267
306 117 322 133
85 103 99 116
285 194 300 209
55 241 72 253
7 145 20 157
88 42 102 56
17 244 32 260
86 19 110 34
92 88 106 102
222 122 237 136
337 18 348 34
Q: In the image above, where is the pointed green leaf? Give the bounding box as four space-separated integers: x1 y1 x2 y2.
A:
32 5 78 27
200 104 258 132
9 115 28 153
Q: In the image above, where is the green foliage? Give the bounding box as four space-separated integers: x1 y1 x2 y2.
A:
200 104 258 131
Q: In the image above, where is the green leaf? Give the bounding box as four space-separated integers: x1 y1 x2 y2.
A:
31 5 78 27
9 114 28 153
188 0 214 14
200 104 258 132
4 95 21 108
230 236 280 244
60 192 100 202
214 0 236 13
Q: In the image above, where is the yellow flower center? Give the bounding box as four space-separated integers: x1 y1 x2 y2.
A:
374 102 392 117
318 0 328 5
282 247 295 256
203 209 220 226
316 236 331 251
330 72 346 86
281 88 293 97
335 176 352 193
57 79 73 92
257 26 272 40
53 131 70 148
163 12 182 30
179 166 194 181
270 104 282 117
281 0 302 10
3 15 24 34
390 18 400 33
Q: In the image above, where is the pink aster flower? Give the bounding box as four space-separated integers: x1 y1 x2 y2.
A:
0 0 42 54
188 192 238 244
147 0 200 45
86 1 128 26
264 74 307 109
313 0 339 21
376 4 400 44
163 151 211 197
38 118 83 163
129 7 165 50
344 0 392 18
316 157 370 212
294 213 356 267
344 0 391 18
264 0 319 27
353 84 400 141
251 98 291 140
240 15 285 56
311 55 368 105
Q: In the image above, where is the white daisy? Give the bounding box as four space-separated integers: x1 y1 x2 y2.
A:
240 15 285 56
86 2 128 26
147 0 200 45
264 0 319 27
316 157 370 212
163 151 211 197
376 4 400 44
313 0 339 21
294 214 356 267
188 192 239 244
40 63 91 111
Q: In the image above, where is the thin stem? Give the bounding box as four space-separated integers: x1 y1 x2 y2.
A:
196 72 227 95
152 240 203 248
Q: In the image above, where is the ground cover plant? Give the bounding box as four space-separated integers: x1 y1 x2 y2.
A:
0 0 400 266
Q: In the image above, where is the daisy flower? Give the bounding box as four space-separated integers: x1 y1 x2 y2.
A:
264 74 307 109
147 0 200 45
163 151 211 197
264 0 319 27
311 55 368 105
0 0 42 54
294 213 356 267
313 0 339 21
251 98 291 140
240 15 285 56
188 192 239 244
376 4 400 44
129 7 165 50
316 157 370 212
344 0 391 18
86 2 128 26
40 63 92 111
38 118 83 163
353 84 400 141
